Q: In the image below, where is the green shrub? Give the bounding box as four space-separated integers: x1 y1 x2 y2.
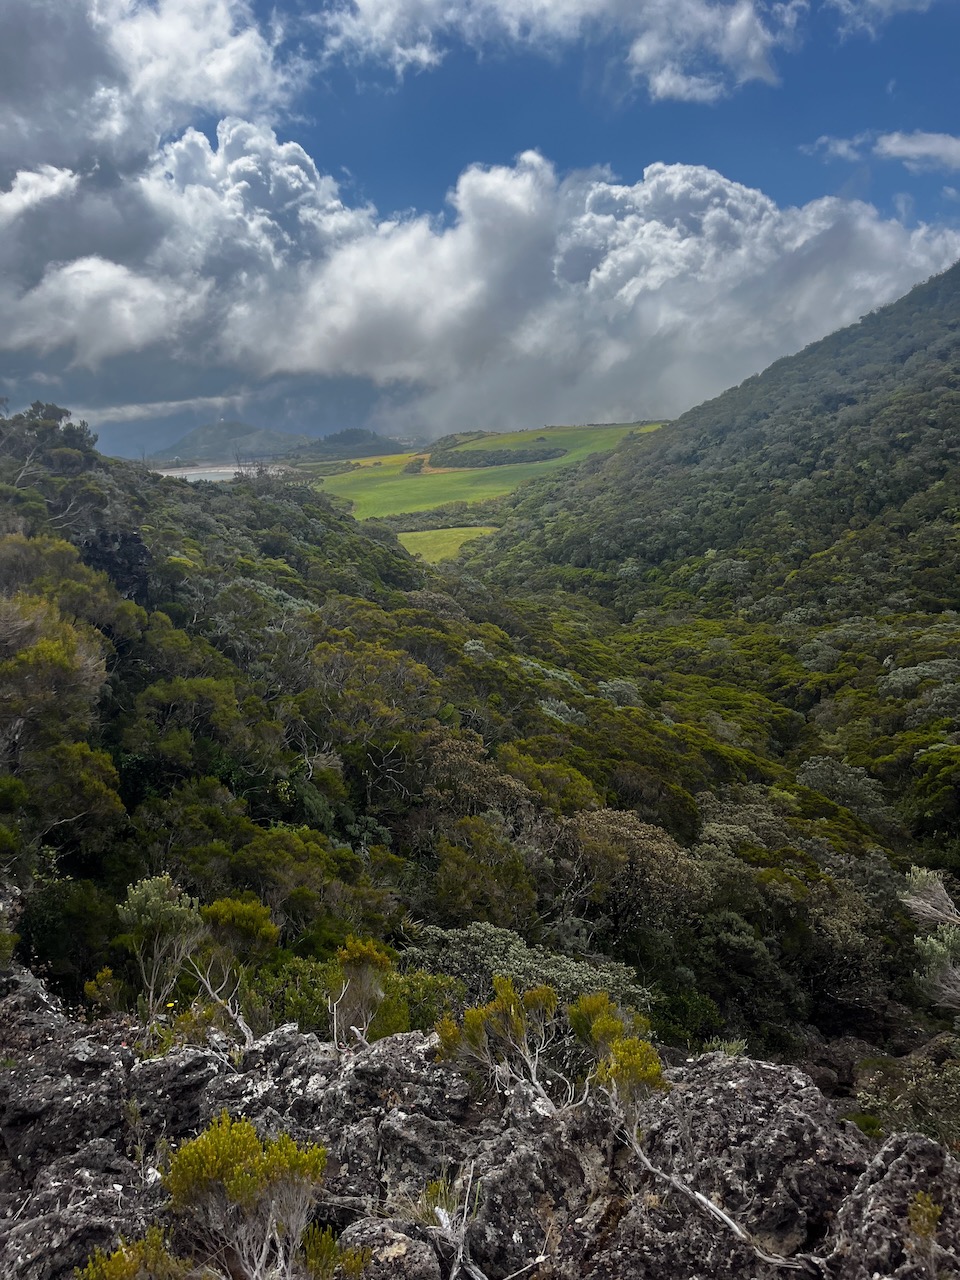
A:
83 966 123 1014
856 1038 960 1149
74 1226 192 1280
301 1224 370 1279
595 1036 668 1103
165 1112 326 1279
0 928 19 973
843 1111 884 1140
438 978 665 1118
385 969 464 1031
702 1036 749 1057
438 976 566 1110
403 921 650 1010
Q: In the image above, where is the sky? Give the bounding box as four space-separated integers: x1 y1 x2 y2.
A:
1 0 959 453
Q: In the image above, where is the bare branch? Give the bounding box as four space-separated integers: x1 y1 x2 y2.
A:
187 952 256 1048
902 868 960 929
927 963 960 1012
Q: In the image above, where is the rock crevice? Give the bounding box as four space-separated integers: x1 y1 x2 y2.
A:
0 970 956 1280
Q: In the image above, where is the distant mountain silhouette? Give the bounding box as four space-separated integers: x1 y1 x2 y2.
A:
150 421 309 466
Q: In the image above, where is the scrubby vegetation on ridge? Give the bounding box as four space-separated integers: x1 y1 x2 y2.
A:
2 264 960 1181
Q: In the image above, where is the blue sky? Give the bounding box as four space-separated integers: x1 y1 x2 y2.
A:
1 0 959 452
307 3 960 219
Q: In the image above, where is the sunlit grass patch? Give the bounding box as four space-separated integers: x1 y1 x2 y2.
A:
398 526 499 561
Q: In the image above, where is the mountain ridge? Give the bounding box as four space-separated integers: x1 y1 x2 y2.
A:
463 258 960 621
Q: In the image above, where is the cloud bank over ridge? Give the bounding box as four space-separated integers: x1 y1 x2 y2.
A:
1 0 958 441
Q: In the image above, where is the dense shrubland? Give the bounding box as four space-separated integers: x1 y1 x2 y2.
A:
3 266 960 1164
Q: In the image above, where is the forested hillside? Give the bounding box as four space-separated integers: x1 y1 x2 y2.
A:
459 260 960 893
470 260 960 622
2 264 960 1166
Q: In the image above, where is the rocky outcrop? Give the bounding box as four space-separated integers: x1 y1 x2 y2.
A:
0 968 957 1280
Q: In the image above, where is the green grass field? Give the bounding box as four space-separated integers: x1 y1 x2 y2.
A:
297 422 660 519
397 526 500 562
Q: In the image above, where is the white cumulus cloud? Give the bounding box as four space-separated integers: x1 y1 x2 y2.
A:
3 120 960 428
0 166 79 230
317 0 802 101
96 0 300 129
25 122 950 429
874 130 960 172
1 0 957 439
0 0 297 171
0 258 206 367
808 128 960 174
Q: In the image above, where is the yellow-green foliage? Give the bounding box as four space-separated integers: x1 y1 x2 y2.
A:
83 966 122 1013
595 1036 669 1101
438 976 547 1078
329 935 407 1042
521 984 559 1019
416 1175 463 1224
436 1009 462 1060
75 1226 191 1280
166 1111 326 1211
337 935 392 974
388 969 464 1033
255 950 456 1042
568 994 669 1109
437 978 667 1122
441 975 558 1064
702 1036 749 1057
0 929 19 971
301 1224 370 1279
149 1001 233 1057
200 896 280 959
567 991 650 1056
908 1190 942 1240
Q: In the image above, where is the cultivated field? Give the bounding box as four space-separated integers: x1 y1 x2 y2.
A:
397 526 500 562
296 422 659 519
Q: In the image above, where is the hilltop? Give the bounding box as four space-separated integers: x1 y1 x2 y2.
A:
149 423 405 468
149 420 310 466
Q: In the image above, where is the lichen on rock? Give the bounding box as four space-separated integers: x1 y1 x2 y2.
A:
0 967 957 1280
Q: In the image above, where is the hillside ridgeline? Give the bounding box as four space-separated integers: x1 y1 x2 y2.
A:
2 263 960 1275
467 260 960 622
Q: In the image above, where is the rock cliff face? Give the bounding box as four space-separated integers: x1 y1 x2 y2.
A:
0 968 957 1280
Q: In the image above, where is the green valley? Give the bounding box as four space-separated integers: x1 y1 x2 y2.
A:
4 264 960 1169
295 421 657 518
